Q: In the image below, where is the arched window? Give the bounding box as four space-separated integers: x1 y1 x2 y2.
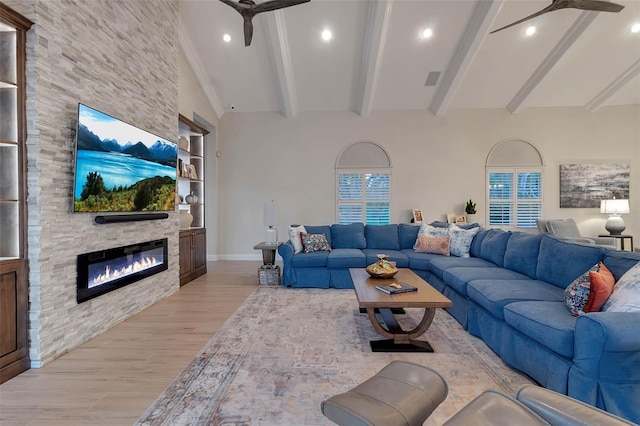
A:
336 141 392 224
486 139 544 229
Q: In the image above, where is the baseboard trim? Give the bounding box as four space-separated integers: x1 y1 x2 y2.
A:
207 254 285 262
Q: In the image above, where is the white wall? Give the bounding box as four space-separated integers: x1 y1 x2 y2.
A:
216 106 639 258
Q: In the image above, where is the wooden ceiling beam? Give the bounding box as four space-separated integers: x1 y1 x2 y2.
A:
507 10 597 114
586 58 640 112
356 0 393 117
429 0 504 117
178 20 225 119
263 10 299 118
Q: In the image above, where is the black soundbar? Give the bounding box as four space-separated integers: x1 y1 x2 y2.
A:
94 213 169 224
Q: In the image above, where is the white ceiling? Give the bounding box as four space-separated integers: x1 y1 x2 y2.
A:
179 0 640 119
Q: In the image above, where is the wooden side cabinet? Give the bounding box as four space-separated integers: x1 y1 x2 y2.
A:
1 4 33 383
179 228 207 286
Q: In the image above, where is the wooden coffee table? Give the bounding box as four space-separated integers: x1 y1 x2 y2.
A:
350 268 452 352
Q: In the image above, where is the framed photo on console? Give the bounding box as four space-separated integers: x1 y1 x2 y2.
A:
446 212 456 224
412 209 424 223
455 215 467 224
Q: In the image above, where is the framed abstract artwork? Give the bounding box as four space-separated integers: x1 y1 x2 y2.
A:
559 163 630 208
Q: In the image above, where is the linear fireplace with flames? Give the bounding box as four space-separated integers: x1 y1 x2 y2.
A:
77 238 168 303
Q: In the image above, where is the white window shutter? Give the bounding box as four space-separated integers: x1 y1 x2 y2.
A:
487 169 543 229
337 171 390 225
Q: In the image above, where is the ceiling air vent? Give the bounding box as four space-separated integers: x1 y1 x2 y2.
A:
425 71 441 87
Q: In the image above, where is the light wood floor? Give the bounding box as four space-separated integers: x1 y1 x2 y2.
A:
0 261 261 426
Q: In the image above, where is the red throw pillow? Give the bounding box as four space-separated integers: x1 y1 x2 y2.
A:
584 262 615 312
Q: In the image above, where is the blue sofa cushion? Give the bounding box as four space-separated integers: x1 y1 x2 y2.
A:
330 223 366 249
304 225 332 247
429 256 497 280
504 301 577 358
469 228 489 258
401 249 440 271
327 249 367 268
399 224 420 249
536 235 607 289
443 267 528 296
362 249 409 268
467 279 564 320
365 224 400 250
480 229 512 267
503 232 543 279
291 251 329 267
603 250 640 281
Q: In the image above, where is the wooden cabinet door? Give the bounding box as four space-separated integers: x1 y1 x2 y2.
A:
179 232 193 283
0 259 29 383
193 230 207 271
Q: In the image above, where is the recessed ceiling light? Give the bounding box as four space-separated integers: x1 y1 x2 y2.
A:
223 33 231 43
631 23 640 33
420 28 433 39
321 29 332 41
525 26 536 36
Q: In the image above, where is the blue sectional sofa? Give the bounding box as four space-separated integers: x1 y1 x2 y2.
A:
277 223 640 423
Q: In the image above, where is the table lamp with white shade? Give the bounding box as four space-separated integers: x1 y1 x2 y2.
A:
600 199 629 235
263 200 278 244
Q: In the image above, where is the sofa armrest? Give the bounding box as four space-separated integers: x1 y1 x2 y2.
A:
515 384 636 425
278 241 296 286
570 312 640 423
564 237 595 245
592 236 616 247
574 312 640 362
278 241 294 262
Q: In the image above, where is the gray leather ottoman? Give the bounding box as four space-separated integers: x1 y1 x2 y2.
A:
321 360 448 426
442 389 548 425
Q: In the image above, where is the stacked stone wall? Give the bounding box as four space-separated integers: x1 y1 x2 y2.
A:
5 0 180 366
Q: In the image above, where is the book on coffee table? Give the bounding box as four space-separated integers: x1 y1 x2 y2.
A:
375 282 418 295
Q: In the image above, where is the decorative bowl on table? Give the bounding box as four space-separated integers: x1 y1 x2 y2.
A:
365 254 398 279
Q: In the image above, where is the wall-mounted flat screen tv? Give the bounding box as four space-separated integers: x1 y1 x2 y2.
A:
73 104 178 213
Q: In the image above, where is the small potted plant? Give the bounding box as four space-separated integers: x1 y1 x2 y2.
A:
465 199 477 223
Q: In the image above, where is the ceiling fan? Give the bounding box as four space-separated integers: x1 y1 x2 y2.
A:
490 0 625 34
219 0 311 46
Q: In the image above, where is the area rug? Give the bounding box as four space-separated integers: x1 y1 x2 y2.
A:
137 286 533 425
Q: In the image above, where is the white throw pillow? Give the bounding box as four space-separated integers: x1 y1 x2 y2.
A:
601 262 640 312
448 224 479 258
289 225 307 254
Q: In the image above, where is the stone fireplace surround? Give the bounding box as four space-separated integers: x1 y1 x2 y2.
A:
6 0 181 367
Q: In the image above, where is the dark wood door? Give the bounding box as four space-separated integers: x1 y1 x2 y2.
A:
179 231 194 284
193 230 207 271
0 259 29 384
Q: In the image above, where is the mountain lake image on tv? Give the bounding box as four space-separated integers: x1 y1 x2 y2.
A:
73 104 178 213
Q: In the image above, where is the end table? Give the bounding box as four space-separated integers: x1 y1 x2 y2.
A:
599 234 634 251
253 242 282 265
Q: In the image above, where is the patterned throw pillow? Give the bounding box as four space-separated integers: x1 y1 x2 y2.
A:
448 224 479 258
289 225 307 254
564 263 600 316
415 234 450 256
584 262 615 312
413 223 449 250
302 233 332 253
602 262 640 312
